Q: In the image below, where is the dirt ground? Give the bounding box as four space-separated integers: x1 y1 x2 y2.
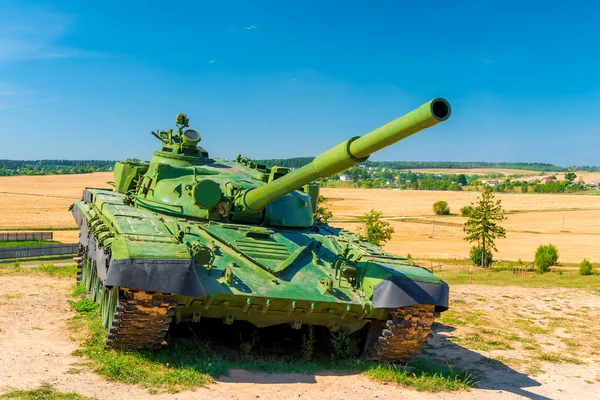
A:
0 274 598 400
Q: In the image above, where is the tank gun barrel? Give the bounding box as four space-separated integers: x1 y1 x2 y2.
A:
240 98 451 212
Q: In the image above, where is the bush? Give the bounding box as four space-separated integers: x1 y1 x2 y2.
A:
314 195 333 223
534 244 559 273
579 259 594 276
460 205 474 217
358 209 395 246
469 245 493 268
433 201 450 215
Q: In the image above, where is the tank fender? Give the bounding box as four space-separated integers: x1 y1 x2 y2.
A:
372 274 449 311
105 259 205 298
72 204 90 246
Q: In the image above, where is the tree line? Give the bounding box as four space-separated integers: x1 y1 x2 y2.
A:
252 158 570 172
0 160 116 176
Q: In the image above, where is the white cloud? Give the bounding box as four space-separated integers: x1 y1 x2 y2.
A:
244 25 256 30
208 60 216 64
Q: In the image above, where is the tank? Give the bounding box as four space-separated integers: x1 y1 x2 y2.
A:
71 98 451 362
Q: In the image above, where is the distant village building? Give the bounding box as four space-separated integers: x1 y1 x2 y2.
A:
539 176 556 184
588 181 599 189
339 174 352 181
485 180 499 187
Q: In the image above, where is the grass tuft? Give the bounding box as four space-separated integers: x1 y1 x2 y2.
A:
365 359 474 392
0 382 97 400
537 353 583 365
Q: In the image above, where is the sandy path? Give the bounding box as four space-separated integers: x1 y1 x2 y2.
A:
1 276 599 399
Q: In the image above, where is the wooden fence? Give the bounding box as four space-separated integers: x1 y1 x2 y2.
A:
0 244 78 259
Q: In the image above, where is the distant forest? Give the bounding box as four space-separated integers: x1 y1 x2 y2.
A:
0 160 116 176
251 158 593 172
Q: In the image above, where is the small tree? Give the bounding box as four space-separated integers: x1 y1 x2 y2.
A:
358 209 394 246
469 245 493 268
564 172 577 182
433 201 450 215
579 259 593 276
534 244 559 273
314 195 333 223
463 187 506 268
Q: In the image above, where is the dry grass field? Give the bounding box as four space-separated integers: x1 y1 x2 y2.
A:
403 168 600 184
0 172 113 242
322 188 600 263
1 172 600 263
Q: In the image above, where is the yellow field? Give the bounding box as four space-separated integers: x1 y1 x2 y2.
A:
403 168 600 184
1 173 599 263
322 188 600 263
0 172 113 242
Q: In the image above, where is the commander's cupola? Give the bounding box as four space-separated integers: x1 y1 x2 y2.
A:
151 113 210 165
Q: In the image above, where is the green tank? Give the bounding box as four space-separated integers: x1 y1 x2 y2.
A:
72 98 451 362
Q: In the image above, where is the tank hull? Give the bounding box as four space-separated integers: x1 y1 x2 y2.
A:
74 188 448 360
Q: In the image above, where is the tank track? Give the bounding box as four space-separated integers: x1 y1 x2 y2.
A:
105 290 177 350
364 304 437 363
75 245 177 350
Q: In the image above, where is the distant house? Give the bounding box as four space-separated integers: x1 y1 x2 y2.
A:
485 180 499 187
588 181 599 189
540 176 556 184
339 174 352 181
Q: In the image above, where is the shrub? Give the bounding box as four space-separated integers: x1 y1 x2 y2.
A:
579 259 594 276
469 245 493 268
358 209 395 246
460 205 474 217
314 195 333 223
534 244 559 273
433 201 450 215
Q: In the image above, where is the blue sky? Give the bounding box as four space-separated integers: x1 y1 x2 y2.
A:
0 1 598 165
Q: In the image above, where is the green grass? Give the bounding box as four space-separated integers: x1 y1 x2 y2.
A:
67 299 473 393
0 255 77 268
427 259 600 290
537 353 583 365
364 360 474 392
0 383 97 400
0 262 77 278
0 240 57 248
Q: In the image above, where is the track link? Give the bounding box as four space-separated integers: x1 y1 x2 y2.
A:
364 304 436 363
105 289 177 350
